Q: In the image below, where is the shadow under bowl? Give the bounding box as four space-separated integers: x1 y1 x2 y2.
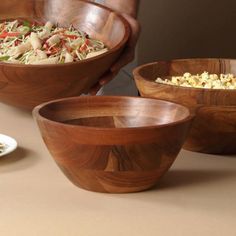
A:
33 96 193 193
0 0 129 110
133 58 236 154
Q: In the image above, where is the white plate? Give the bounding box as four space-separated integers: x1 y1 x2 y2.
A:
0 134 17 157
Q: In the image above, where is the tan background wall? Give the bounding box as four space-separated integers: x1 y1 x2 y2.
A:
137 0 236 64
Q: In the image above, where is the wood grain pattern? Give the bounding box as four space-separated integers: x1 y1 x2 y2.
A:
133 58 236 154
33 96 193 193
0 0 130 110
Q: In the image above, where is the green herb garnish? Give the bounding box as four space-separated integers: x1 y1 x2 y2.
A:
0 56 10 61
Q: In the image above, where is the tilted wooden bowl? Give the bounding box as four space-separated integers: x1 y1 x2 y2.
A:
0 0 130 110
133 58 236 154
33 96 193 193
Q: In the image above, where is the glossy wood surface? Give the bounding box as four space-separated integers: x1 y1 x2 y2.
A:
33 96 193 193
133 58 236 154
0 0 130 110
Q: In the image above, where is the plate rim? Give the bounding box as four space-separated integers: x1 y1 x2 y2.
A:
0 134 18 157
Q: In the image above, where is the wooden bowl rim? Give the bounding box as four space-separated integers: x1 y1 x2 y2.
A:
133 58 236 93
33 95 194 131
0 0 130 68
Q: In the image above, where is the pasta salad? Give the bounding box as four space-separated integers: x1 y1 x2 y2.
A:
0 19 108 65
0 142 5 154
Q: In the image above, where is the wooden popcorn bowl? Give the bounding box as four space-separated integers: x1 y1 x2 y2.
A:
0 0 130 110
133 58 236 154
33 96 193 193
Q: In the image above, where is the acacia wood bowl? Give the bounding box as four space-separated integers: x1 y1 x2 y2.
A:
133 58 236 154
0 0 130 110
33 96 193 193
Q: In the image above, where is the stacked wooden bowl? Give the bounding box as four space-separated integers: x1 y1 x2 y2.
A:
133 58 236 154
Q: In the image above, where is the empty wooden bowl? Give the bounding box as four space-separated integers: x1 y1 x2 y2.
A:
0 0 129 110
133 58 236 154
33 96 193 193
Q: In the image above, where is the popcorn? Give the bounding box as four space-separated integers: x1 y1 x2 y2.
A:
156 72 236 89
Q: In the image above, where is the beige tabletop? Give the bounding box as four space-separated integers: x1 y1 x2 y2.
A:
1 102 236 236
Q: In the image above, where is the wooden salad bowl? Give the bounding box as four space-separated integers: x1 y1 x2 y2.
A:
0 0 130 110
133 58 236 154
33 96 193 193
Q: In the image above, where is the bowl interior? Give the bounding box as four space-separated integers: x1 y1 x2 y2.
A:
0 0 128 49
37 96 191 129
135 58 236 81
133 58 236 107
